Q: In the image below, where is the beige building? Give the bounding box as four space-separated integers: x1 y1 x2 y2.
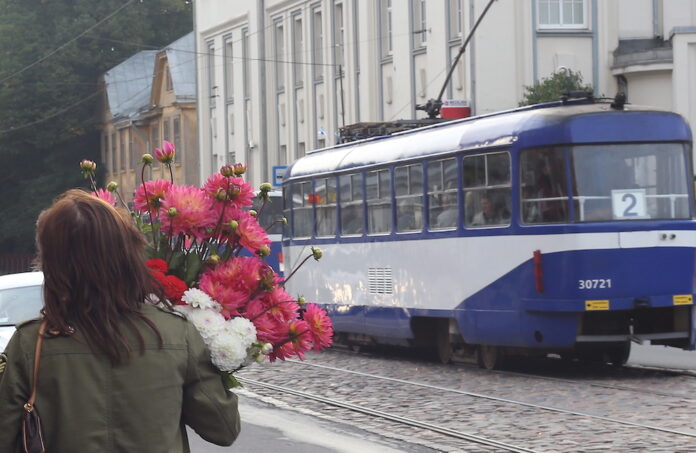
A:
99 33 198 204
194 0 696 185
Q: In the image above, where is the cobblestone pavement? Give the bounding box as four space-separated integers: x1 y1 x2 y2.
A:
236 348 696 453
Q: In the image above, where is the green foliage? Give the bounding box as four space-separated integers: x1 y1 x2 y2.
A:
519 69 594 106
0 0 192 253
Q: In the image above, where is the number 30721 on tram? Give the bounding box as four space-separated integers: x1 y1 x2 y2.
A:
281 98 696 368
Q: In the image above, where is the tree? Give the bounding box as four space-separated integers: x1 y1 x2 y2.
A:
519 68 594 106
0 0 192 254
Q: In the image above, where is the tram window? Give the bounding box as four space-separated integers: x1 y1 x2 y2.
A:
283 186 292 237
520 148 568 224
395 164 423 232
339 173 364 235
463 152 511 228
366 169 392 234
315 176 337 237
253 192 284 234
571 143 690 221
291 181 313 237
427 158 458 229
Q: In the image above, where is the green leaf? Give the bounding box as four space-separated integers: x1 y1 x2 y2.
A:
184 252 203 286
221 372 242 390
168 250 186 275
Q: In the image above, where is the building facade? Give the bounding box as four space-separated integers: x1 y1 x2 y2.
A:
99 33 198 203
194 0 696 186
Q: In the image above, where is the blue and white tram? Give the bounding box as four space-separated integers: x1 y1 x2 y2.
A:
281 100 696 368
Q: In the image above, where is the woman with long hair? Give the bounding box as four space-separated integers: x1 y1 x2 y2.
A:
0 189 240 452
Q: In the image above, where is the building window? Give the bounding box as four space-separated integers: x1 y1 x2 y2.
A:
163 118 171 144
297 142 306 159
448 0 462 40
412 0 427 49
274 20 285 92
119 129 127 171
224 38 234 103
173 116 182 164
242 29 251 99
207 41 216 106
334 2 345 69
165 66 173 91
110 133 116 173
312 7 323 81
538 0 586 29
395 163 423 233
380 0 393 59
463 152 511 228
292 14 304 86
150 122 160 167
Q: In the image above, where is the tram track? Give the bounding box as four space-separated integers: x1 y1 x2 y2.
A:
284 359 696 440
337 345 696 400
237 376 538 453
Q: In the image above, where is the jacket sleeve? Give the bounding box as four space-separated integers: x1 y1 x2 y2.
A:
181 321 241 446
0 330 29 453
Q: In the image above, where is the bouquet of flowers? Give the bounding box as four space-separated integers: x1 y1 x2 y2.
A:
80 141 332 387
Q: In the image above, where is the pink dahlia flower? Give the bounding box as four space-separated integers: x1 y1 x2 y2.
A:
203 173 254 209
199 256 265 315
155 140 175 164
134 179 172 214
269 320 312 361
303 303 334 351
92 189 116 206
161 185 217 240
236 211 271 253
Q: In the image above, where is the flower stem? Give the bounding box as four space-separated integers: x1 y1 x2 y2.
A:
167 163 174 184
141 163 157 253
282 254 313 286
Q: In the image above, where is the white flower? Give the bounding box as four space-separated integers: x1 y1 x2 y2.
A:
185 308 226 342
209 333 249 372
224 317 257 345
181 288 221 311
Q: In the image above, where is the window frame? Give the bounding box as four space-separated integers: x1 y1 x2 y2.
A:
394 162 424 233
427 157 459 230
366 167 392 235
462 150 512 229
537 0 588 30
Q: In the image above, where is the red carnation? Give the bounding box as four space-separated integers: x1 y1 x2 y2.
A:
146 258 169 274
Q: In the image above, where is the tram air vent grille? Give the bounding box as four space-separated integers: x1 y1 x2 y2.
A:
368 267 393 295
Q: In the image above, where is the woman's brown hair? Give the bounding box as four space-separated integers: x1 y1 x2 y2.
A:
36 189 166 365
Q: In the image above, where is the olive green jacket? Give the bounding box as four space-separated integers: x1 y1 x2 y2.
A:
0 304 240 452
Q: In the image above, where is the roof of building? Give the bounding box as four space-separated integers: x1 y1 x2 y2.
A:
163 32 195 102
104 50 158 121
103 32 195 121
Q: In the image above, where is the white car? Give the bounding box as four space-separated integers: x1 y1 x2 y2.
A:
0 272 44 351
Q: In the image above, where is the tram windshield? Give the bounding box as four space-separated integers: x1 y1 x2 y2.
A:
521 143 691 223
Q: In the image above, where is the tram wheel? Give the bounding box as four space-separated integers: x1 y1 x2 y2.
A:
476 344 505 370
604 342 630 366
435 322 452 364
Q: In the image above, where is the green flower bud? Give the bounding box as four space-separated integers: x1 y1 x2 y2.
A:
228 220 239 231
207 254 220 266
167 207 178 217
297 296 306 307
259 182 273 192
249 210 258 217
257 245 270 258
311 246 323 261
281 217 288 226
106 181 118 192
141 154 154 165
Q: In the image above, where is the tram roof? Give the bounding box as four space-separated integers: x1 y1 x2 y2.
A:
285 102 691 181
